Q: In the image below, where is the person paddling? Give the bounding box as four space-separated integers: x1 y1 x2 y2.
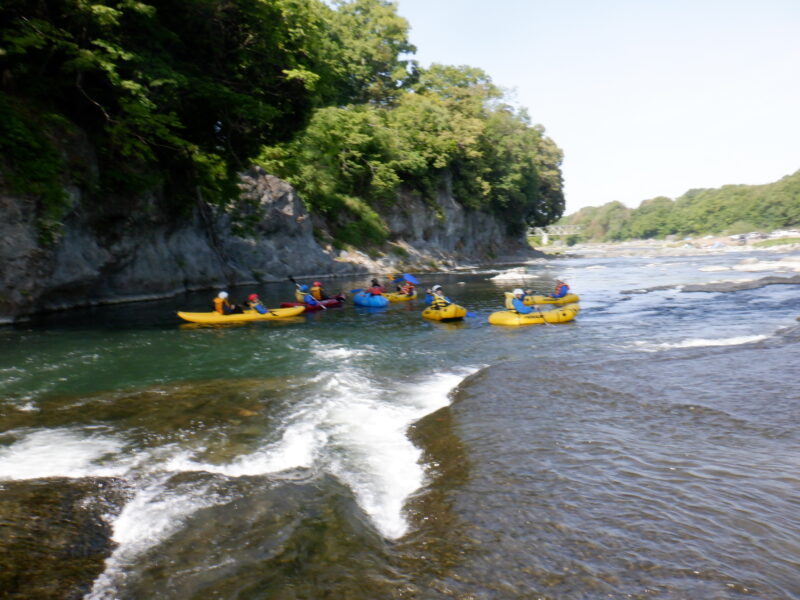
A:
246 293 268 314
550 279 570 298
399 279 415 296
428 284 451 309
310 281 328 301
511 288 536 314
213 291 243 315
366 278 385 295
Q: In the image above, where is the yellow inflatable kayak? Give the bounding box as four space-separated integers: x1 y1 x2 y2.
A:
504 291 579 307
422 303 467 322
177 306 305 324
383 291 418 302
488 303 579 326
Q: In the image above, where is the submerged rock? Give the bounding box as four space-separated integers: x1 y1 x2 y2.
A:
0 477 127 599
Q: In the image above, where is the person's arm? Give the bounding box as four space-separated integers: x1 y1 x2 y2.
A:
512 297 533 314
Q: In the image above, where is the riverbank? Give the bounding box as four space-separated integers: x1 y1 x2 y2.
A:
535 236 800 259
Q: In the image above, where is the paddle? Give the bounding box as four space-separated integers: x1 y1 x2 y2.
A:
288 276 326 310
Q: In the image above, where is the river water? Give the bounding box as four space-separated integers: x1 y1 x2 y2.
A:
1 247 799 599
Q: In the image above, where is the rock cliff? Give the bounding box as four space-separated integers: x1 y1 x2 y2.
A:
1 167 539 322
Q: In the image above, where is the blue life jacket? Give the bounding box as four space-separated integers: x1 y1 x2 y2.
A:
511 297 534 314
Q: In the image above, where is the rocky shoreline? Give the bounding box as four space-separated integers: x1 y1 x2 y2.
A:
1 168 541 323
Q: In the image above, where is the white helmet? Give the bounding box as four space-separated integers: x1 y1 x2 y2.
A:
432 284 442 291
513 288 524 296
218 291 229 299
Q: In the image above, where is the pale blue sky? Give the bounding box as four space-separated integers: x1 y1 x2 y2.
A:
394 0 800 214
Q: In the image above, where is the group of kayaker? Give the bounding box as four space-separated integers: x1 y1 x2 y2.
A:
211 277 569 316
363 277 416 297
509 280 571 314
213 291 270 315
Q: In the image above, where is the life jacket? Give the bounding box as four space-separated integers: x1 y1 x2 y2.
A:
400 283 414 295
213 297 230 314
367 285 384 296
510 296 533 314
430 293 450 309
310 285 324 300
248 300 267 314
553 282 569 298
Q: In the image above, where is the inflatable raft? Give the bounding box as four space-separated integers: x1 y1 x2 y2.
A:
353 292 390 307
422 303 467 322
488 303 579 326
281 294 345 311
383 291 417 302
504 291 579 307
177 305 305 324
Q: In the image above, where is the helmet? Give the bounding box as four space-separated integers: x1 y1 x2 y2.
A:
513 288 524 296
432 284 442 291
299 284 309 292
248 293 258 301
218 291 229 299
371 279 379 286
313 281 321 287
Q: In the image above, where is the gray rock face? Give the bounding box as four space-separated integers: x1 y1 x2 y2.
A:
1 167 537 322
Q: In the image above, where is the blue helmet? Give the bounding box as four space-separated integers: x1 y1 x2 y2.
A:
299 284 309 292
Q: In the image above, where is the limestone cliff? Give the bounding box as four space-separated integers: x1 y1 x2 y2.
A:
1 167 539 322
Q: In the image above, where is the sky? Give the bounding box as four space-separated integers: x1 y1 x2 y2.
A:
393 0 800 214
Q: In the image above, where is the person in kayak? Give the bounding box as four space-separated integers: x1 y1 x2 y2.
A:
246 293 268 314
550 280 570 298
297 285 321 307
310 281 328 301
511 288 536 314
213 291 243 315
366 278 385 295
428 285 451 309
399 280 415 296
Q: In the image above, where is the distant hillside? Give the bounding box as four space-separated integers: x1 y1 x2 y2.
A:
562 170 800 241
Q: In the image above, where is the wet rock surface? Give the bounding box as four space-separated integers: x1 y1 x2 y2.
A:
0 477 127 600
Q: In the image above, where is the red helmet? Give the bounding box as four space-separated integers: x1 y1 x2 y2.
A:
313 281 322 287
248 293 258 301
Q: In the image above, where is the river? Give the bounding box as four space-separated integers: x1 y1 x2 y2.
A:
1 247 799 599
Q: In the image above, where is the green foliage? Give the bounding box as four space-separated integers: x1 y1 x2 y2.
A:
1 0 564 248
260 63 565 245
563 170 800 241
0 0 417 230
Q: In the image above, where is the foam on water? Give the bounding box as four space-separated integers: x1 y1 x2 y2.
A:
86 476 224 600
1 340 479 595
319 367 474 538
632 335 769 352
167 418 326 476
0 429 129 480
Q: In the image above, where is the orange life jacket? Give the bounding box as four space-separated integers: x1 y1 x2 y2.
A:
310 285 323 300
213 297 228 314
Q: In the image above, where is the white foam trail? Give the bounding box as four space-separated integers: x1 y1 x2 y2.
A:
632 335 768 352
166 419 326 476
0 429 128 480
86 476 222 600
320 368 473 539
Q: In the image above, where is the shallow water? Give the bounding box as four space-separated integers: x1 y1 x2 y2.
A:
1 249 799 599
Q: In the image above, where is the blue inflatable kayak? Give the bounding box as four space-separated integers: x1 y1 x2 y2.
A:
352 292 389 307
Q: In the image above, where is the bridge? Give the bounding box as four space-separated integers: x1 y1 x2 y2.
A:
528 225 582 245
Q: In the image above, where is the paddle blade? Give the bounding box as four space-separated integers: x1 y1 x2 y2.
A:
402 273 419 284
349 288 363 293
466 311 477 318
